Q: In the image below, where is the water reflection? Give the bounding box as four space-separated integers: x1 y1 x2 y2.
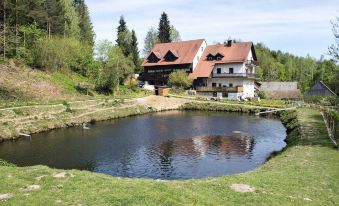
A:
150 135 254 178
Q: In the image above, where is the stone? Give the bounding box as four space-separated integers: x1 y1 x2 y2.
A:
23 184 40 191
36 175 46 181
53 172 66 178
230 183 255 193
0 193 12 201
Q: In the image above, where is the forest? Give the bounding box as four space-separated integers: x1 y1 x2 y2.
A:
0 0 338 95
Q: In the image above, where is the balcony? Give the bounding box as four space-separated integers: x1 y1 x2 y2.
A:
245 60 259 66
196 86 244 93
212 73 259 78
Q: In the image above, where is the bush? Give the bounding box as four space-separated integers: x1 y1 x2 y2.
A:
32 37 92 73
258 90 266 99
168 70 192 88
0 159 16 167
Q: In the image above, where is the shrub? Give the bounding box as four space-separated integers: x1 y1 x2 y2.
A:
0 159 16 167
258 90 266 99
168 70 192 88
32 37 92 73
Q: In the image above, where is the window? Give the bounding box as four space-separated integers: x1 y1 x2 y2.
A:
229 83 233 87
201 47 204 51
197 56 200 61
212 83 217 87
217 68 221 74
216 56 222 61
218 83 222 87
229 68 234 74
222 92 228 98
207 56 213 61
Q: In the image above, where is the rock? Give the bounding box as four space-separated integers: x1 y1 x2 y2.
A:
0 193 12 201
23 184 40 191
36 175 46 181
230 183 255 193
303 197 312 202
53 172 66 178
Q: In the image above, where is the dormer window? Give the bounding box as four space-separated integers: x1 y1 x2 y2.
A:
206 53 224 61
206 53 214 61
147 52 161 63
164 50 179 62
215 53 224 61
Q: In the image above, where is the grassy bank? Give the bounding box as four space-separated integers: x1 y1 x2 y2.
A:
180 102 269 113
0 99 152 140
0 107 338 205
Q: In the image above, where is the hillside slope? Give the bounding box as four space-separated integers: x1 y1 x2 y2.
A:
0 63 95 106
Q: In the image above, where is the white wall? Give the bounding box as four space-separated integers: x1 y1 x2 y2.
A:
207 78 244 87
243 80 255 98
192 40 207 71
206 78 255 98
212 63 245 74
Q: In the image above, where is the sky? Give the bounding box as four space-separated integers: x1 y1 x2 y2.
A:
86 0 339 59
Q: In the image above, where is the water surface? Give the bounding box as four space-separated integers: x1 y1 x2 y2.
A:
0 111 286 179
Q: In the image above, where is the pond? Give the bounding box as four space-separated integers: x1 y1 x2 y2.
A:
0 110 286 179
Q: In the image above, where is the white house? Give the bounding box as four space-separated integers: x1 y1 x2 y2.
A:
142 39 258 100
189 40 258 100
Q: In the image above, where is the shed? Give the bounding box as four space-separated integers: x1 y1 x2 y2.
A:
307 81 337 97
154 86 170 96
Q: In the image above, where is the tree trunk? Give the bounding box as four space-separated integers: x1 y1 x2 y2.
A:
3 0 6 60
15 0 18 55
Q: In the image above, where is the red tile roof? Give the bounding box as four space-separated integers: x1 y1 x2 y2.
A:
142 39 205 67
189 42 254 79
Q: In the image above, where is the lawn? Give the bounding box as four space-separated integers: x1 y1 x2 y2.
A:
0 108 338 205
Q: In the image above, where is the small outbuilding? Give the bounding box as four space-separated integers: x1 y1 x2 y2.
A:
259 82 301 100
307 81 337 97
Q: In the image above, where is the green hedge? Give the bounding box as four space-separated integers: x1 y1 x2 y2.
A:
179 102 264 113
0 159 16 167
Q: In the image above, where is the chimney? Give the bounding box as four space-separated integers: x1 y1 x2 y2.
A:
226 40 232 47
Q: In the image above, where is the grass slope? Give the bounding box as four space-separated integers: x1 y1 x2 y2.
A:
0 63 150 109
0 108 338 205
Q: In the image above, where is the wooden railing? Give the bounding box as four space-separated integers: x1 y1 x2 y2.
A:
196 86 244 93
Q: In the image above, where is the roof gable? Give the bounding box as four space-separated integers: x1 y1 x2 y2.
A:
164 50 179 62
309 81 337 96
146 52 161 63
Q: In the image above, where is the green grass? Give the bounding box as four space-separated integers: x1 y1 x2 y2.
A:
169 92 290 108
0 108 338 205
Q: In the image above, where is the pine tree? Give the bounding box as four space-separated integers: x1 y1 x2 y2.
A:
116 15 127 47
130 30 140 73
157 12 171 43
74 0 95 46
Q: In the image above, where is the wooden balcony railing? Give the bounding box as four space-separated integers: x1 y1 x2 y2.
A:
196 86 244 93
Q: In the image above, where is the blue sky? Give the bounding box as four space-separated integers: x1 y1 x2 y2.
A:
86 0 339 59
